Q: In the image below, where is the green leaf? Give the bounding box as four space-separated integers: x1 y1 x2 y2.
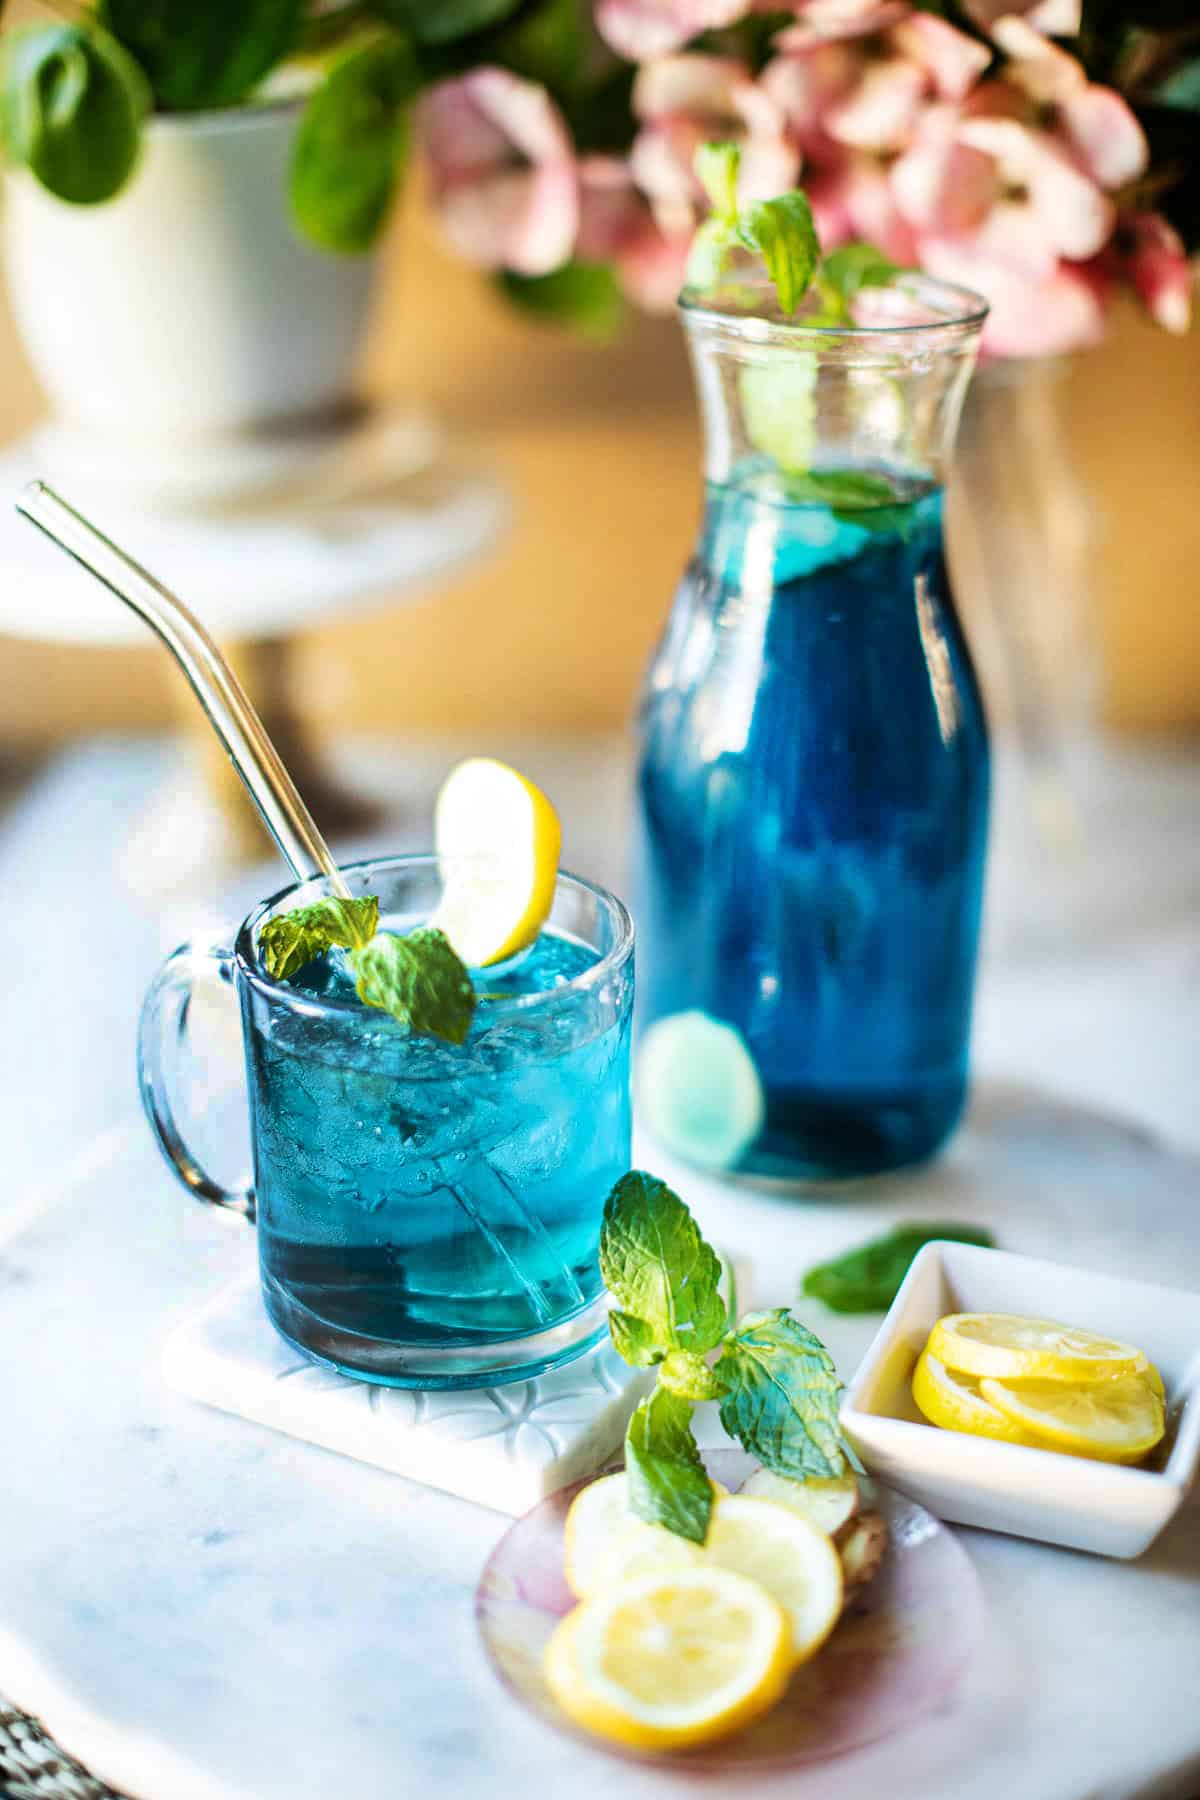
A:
1 22 149 205
259 894 379 982
659 1348 723 1402
498 262 624 339
600 1171 728 1359
684 214 737 294
100 0 303 112
625 1388 712 1544
695 139 740 222
716 1308 849 1480
737 191 820 315
350 927 476 1043
813 241 900 323
1155 57 1200 113
802 1223 995 1315
487 0 588 92
290 35 418 254
366 0 523 44
608 1310 664 1367
778 468 911 532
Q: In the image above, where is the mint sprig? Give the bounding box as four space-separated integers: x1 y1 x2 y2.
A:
602 1170 856 1543
688 139 900 327
259 895 379 982
351 926 476 1046
625 1388 712 1545
259 898 475 1045
717 1310 850 1481
600 1171 728 1364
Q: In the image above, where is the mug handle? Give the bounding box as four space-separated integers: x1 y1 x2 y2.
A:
138 941 256 1223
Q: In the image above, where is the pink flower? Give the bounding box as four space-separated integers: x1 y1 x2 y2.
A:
1122 213 1194 335
946 114 1114 273
577 154 693 310
631 55 800 234
419 69 577 276
990 16 1147 190
961 0 1080 34
805 154 919 260
595 0 752 61
765 10 990 153
922 238 1109 356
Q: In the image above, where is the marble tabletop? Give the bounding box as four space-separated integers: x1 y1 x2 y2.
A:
1 735 1198 1800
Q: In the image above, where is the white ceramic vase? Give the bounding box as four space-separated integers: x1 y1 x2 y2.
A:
3 100 380 500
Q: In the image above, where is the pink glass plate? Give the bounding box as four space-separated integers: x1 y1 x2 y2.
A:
475 1449 983 1771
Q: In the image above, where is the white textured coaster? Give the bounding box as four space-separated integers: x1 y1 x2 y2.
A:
162 1264 749 1515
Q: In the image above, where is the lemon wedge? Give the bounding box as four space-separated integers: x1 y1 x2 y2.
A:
430 758 561 968
593 1494 843 1666
928 1313 1149 1386
545 1567 792 1752
564 1474 727 1601
978 1372 1165 1464
912 1348 1039 1446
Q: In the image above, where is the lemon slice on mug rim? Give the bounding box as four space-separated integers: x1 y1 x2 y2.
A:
430 758 561 968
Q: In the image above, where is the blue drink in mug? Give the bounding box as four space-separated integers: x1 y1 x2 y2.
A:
140 854 634 1388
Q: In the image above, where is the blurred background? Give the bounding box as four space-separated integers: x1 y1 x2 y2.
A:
2 186 1198 750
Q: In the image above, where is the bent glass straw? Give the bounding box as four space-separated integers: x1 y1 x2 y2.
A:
15 481 351 898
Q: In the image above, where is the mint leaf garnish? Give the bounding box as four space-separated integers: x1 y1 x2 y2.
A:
624 1387 712 1545
737 193 820 318
600 1171 727 1362
803 1222 995 1314
601 1171 860 1541
813 243 900 325
351 927 476 1045
695 140 740 221
259 901 475 1044
259 895 379 982
716 1308 850 1480
659 1348 723 1402
607 1310 665 1367
688 143 821 316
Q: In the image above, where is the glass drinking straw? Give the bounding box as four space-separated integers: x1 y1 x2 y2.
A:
17 485 594 1315
15 481 351 897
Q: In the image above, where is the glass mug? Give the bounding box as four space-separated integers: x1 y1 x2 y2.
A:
139 854 635 1389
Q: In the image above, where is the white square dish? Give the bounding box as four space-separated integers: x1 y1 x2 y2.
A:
841 1241 1200 1558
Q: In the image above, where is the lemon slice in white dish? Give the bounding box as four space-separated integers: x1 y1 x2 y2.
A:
928 1313 1149 1386
979 1372 1165 1464
911 1349 1039 1447
430 758 561 968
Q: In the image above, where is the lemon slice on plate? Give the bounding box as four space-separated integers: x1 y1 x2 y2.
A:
431 758 561 968
593 1495 843 1666
545 1567 792 1751
912 1349 1038 1447
564 1474 727 1600
703 1496 844 1663
927 1313 1149 1385
978 1372 1165 1464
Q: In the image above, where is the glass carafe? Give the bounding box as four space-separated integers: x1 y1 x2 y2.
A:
633 271 989 1182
